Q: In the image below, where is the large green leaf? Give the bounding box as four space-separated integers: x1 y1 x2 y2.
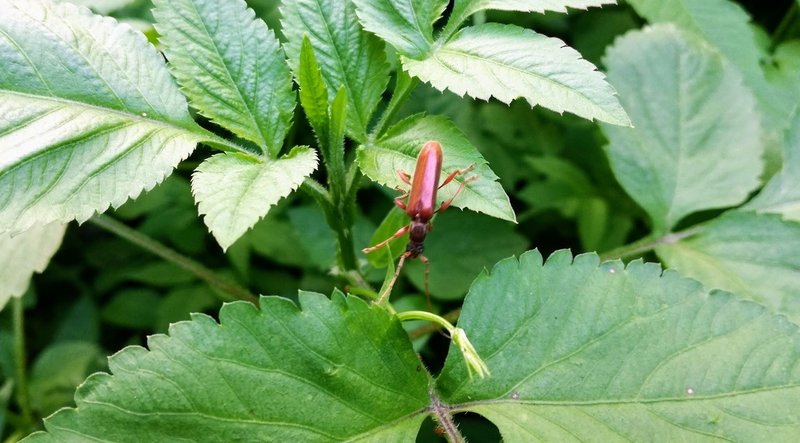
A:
602 25 762 234
26 293 430 442
444 0 616 38
656 211 800 324
357 114 516 222
352 0 448 59
282 0 389 141
0 223 67 309
402 24 631 126
626 0 795 146
192 147 318 250
746 110 800 220
0 0 204 235
153 0 295 156
438 250 800 440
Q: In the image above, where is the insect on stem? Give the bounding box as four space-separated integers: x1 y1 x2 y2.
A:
363 140 477 303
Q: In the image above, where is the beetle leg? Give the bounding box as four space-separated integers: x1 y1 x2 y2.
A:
436 174 478 213
397 170 412 185
362 225 410 254
377 253 409 304
439 163 476 189
394 192 409 210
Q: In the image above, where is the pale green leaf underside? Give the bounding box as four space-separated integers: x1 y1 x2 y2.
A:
438 250 800 441
352 0 448 58
746 110 800 220
626 0 794 135
602 25 762 234
192 147 318 250
0 223 66 310
282 0 389 141
0 0 201 235
357 114 516 222
153 0 294 156
57 0 134 14
26 293 430 442
656 211 800 325
447 0 617 34
403 24 630 126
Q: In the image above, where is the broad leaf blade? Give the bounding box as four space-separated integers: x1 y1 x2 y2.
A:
656 211 800 324
357 114 516 222
352 0 448 58
746 110 800 220
153 0 294 156
403 24 630 126
602 25 762 234
439 250 800 440
26 293 430 441
0 223 66 309
282 0 389 141
192 147 318 250
0 0 202 235
626 0 795 140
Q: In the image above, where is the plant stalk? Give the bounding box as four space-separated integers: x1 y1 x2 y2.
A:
599 226 704 261
89 214 258 304
771 2 798 50
12 297 33 433
429 388 464 443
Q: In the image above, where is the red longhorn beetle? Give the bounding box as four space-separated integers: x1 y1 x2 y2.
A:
363 140 476 303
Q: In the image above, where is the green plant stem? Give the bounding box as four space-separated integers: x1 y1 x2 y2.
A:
397 310 456 333
12 297 33 434
429 388 464 443
408 308 461 340
371 71 419 139
89 214 258 304
599 226 704 261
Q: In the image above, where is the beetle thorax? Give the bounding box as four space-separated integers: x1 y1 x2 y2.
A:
405 219 429 258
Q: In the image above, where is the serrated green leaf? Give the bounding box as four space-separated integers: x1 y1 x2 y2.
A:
282 0 389 141
357 114 516 222
746 110 800 220
445 0 617 38
297 36 331 149
192 147 318 250
0 0 204 235
0 223 66 310
27 294 430 442
403 24 630 126
656 211 800 324
602 25 763 234
153 0 294 156
439 250 800 440
352 0 448 58
626 0 795 147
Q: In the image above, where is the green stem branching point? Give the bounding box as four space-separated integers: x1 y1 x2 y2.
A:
397 311 490 379
89 214 258 304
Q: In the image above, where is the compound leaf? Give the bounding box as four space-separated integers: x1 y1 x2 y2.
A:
192 147 318 251
656 211 800 324
357 114 516 222
438 250 800 441
282 0 389 141
153 0 295 156
602 25 762 234
26 293 430 442
0 223 67 310
403 24 630 126
0 0 204 235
